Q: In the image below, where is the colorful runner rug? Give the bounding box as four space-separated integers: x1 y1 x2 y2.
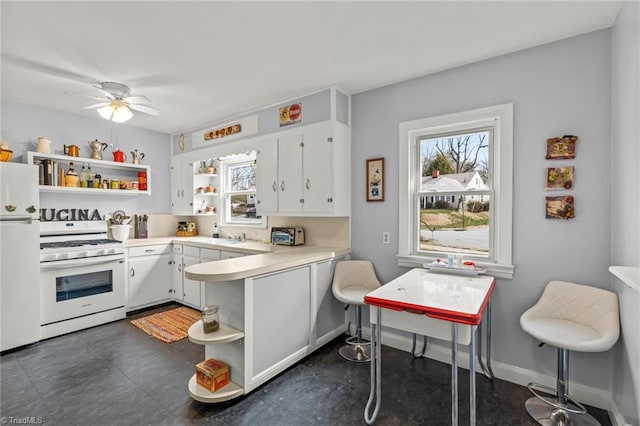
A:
130 306 201 343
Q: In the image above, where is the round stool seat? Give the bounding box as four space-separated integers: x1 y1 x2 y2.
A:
333 285 371 305
520 318 607 352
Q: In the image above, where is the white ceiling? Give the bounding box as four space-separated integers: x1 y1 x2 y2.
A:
1 1 622 135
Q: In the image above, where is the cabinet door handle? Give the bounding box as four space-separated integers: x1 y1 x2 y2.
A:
178 262 182 272
177 190 180 198
280 181 285 191
181 189 184 197
130 267 135 277
272 181 277 192
306 178 311 190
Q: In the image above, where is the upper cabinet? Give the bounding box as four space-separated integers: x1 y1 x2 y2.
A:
255 121 350 217
171 156 219 216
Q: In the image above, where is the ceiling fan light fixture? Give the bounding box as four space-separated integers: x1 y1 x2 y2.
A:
111 104 133 123
97 101 133 123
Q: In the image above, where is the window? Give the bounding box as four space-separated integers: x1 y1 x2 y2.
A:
220 153 266 227
398 103 514 279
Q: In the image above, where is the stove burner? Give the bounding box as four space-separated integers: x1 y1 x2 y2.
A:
40 239 120 249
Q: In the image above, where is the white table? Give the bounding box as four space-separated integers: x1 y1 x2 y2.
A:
363 268 496 425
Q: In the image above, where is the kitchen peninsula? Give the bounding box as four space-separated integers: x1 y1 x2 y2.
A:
181 239 350 403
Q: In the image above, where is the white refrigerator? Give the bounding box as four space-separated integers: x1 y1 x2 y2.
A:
0 162 40 351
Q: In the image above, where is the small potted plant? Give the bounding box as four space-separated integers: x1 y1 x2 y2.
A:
199 161 207 174
206 159 216 174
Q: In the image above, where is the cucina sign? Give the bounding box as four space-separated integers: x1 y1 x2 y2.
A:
40 208 103 222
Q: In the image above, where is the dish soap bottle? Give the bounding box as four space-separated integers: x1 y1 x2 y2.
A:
212 223 220 239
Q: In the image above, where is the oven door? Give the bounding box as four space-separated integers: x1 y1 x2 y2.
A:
40 254 126 325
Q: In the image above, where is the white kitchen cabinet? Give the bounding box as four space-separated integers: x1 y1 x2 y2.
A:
127 244 173 311
182 245 201 308
171 156 219 216
170 156 193 215
255 120 350 217
255 137 279 214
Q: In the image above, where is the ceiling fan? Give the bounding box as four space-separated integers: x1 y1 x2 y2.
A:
72 82 159 123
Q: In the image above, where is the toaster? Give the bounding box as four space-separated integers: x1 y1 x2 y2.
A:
271 227 305 246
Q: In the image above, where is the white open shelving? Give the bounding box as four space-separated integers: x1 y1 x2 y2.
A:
187 320 245 403
27 151 151 195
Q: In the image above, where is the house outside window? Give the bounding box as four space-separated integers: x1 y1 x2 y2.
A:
398 103 514 279
220 153 266 227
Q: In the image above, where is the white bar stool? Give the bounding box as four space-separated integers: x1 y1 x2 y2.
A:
520 280 620 426
332 260 382 362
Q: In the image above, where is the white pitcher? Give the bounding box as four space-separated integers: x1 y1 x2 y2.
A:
36 137 51 154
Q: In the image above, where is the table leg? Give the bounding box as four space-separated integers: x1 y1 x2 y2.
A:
364 307 382 425
485 298 495 379
476 297 495 381
470 325 477 426
451 322 458 426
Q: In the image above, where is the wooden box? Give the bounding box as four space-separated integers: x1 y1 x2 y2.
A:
195 358 229 392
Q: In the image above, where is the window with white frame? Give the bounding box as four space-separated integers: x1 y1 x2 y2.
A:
220 153 266 227
398 103 514 278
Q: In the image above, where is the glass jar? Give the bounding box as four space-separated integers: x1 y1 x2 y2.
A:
201 305 220 333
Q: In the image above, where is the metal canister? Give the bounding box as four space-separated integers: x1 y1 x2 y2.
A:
137 171 147 191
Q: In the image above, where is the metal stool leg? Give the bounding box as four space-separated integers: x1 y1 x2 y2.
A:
338 304 371 362
525 348 600 426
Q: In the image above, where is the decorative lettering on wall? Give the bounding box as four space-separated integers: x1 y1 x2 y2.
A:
40 209 103 222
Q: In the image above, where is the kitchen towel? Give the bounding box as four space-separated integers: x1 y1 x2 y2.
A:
130 306 200 343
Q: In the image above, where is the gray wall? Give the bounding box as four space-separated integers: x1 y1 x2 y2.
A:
611 2 640 423
1 100 171 217
352 29 616 395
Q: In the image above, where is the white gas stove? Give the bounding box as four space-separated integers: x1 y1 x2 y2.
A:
39 221 126 339
40 221 124 262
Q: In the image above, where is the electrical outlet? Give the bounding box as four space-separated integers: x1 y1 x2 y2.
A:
382 232 391 244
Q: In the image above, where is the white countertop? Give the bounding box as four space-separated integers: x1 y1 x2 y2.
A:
609 266 640 293
185 246 350 281
124 236 274 255
124 236 350 281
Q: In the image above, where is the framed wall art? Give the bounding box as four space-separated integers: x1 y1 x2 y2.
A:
545 195 575 220
545 166 574 190
546 135 578 159
366 157 385 202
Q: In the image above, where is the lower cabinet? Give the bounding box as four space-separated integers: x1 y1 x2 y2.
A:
183 246 202 308
127 244 173 311
187 256 346 403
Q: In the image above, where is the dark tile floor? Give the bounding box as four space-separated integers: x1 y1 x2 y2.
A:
1 303 611 425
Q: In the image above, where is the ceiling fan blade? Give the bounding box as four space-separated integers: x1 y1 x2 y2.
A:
83 102 108 110
124 95 151 104
66 91 111 102
128 103 159 116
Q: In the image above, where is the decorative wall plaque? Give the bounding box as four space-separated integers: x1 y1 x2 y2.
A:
546 135 577 159
203 124 241 141
279 103 302 127
545 195 574 220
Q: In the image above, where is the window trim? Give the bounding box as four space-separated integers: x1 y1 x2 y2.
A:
219 154 267 228
398 103 514 279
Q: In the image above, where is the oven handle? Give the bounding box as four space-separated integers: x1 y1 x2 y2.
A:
40 255 125 270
